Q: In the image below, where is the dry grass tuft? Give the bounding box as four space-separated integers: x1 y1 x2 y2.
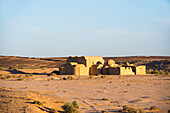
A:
49 108 58 113
123 105 145 113
150 106 159 111
101 110 108 113
102 98 109 101
33 100 43 106
62 101 79 113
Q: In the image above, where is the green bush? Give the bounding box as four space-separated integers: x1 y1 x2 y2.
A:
159 70 165 75
18 75 22 78
49 108 58 113
6 75 12 78
146 69 153 74
123 106 145 113
9 66 18 70
0 74 3 77
127 84 130 86
101 110 108 113
67 76 74 80
101 76 106 78
77 76 81 80
17 78 25 81
1 77 7 80
25 74 33 78
152 70 160 74
33 100 43 106
88 75 93 79
63 77 67 80
72 101 79 109
102 98 109 100
150 106 159 111
147 69 166 75
165 72 169 75
62 101 79 113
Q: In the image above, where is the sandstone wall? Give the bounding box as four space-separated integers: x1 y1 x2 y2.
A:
109 67 121 75
74 64 89 75
136 66 146 75
120 67 135 75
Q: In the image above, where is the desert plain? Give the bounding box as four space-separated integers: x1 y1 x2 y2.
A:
0 56 170 113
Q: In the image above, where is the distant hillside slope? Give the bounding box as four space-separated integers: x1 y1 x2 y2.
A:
0 56 66 69
103 56 170 72
0 56 169 72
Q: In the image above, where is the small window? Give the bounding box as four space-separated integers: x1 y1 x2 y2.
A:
97 61 102 64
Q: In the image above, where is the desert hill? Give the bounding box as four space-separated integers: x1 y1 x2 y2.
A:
0 56 169 73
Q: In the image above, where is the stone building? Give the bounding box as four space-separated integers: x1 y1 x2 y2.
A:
59 56 104 75
59 56 146 75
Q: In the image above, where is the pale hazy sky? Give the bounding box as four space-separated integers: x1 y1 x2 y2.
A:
0 0 170 57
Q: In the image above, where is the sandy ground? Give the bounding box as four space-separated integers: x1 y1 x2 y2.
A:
0 69 170 113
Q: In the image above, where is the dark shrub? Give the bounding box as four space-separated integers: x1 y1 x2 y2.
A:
102 98 109 100
49 108 58 113
101 76 106 78
17 78 25 81
62 101 79 113
150 106 159 111
123 105 145 113
33 100 43 106
67 76 74 80
88 75 93 79
1 77 7 80
6 75 12 78
63 77 67 80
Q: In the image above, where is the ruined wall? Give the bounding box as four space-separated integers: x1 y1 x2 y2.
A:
85 56 104 68
66 56 104 68
131 66 146 75
90 64 103 75
66 67 74 75
65 62 76 75
102 66 109 75
109 67 121 75
59 67 66 75
120 67 135 75
67 56 77 63
59 64 67 75
74 64 89 75
77 57 86 66
135 66 146 75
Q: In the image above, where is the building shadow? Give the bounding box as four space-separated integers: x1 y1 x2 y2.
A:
5 69 49 75
6 69 28 74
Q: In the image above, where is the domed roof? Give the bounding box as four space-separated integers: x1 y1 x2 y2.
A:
107 59 115 66
104 65 109 68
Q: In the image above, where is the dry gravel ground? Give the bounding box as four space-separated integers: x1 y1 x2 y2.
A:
0 70 170 113
0 88 64 113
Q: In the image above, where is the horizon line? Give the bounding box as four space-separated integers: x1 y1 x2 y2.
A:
0 54 170 58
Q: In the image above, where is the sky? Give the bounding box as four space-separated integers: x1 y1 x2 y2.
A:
0 0 170 57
